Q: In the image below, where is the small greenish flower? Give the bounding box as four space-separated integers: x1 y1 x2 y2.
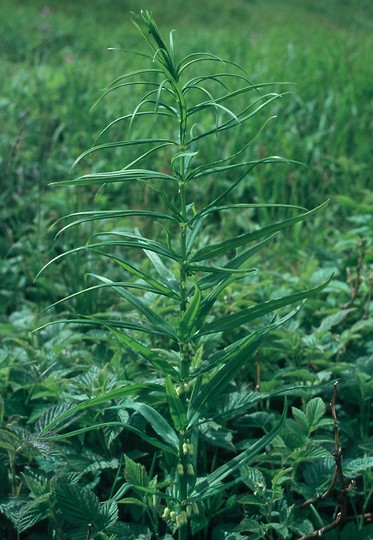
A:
162 507 170 520
186 463 195 476
176 511 188 528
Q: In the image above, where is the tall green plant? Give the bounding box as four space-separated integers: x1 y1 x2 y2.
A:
35 11 329 539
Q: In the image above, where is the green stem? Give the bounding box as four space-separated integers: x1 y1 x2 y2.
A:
176 84 191 540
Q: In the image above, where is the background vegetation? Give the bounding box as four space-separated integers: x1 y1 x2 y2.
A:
0 1 372 538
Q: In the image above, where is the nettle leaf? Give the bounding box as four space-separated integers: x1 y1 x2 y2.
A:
34 402 82 435
305 397 326 432
216 389 268 421
0 426 22 452
54 482 100 527
0 496 48 533
124 455 149 488
199 420 235 451
302 444 331 460
343 457 373 478
291 407 308 431
99 500 119 529
53 482 118 531
240 465 267 493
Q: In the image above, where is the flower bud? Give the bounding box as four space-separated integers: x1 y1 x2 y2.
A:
176 511 188 528
186 463 195 476
170 511 177 522
177 463 184 476
162 507 170 520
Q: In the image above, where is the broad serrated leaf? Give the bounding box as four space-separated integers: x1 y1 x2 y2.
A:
305 397 326 431
99 500 119 529
54 482 100 527
240 465 267 492
216 389 268 421
291 407 308 431
343 457 373 478
0 496 48 533
34 403 82 435
199 421 235 451
124 455 149 488
0 427 22 452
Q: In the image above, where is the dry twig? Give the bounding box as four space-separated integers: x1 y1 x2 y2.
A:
297 382 350 540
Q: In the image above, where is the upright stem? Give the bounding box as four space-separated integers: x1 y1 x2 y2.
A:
176 88 191 540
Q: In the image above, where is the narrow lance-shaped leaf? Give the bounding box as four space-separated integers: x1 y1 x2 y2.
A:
165 375 188 431
197 276 332 336
71 138 175 168
177 284 202 340
89 273 177 339
197 233 277 290
187 333 267 427
188 307 301 427
109 481 177 504
95 320 179 378
190 401 287 501
53 209 179 238
37 383 164 435
52 168 177 188
125 402 179 450
102 253 180 300
143 248 180 293
35 235 179 281
190 201 328 262
41 420 178 455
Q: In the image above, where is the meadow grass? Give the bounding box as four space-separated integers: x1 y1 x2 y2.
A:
1 0 372 216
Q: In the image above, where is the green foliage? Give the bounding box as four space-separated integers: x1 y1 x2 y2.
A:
0 2 372 539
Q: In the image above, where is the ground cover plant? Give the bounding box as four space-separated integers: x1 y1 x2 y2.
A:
0 1 372 539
